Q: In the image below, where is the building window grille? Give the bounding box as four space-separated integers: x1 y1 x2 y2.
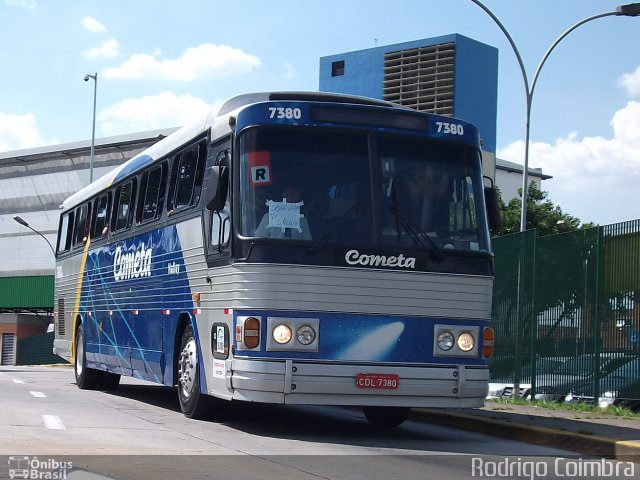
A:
383 42 455 116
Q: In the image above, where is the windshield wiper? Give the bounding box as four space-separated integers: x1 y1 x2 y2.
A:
388 205 445 262
308 202 358 254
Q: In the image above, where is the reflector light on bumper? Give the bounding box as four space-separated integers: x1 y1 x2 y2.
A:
483 327 495 358
236 316 261 350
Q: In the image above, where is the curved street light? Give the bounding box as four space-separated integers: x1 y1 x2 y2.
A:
13 215 55 256
469 1 640 399
84 72 98 183
470 1 640 232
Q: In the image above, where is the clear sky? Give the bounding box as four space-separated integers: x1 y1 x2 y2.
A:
1 0 639 226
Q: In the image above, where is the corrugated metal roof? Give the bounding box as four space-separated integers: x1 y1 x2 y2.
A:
0 275 53 310
0 128 178 164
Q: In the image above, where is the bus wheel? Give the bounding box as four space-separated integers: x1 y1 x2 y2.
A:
74 323 101 390
363 406 411 427
177 324 212 419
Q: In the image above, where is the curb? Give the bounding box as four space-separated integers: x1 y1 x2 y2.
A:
17 363 72 368
412 409 640 461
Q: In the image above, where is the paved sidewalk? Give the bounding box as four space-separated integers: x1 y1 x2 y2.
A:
413 402 640 460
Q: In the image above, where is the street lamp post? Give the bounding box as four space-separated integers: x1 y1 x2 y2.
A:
469 1 640 397
84 72 98 183
470 1 640 232
13 215 55 256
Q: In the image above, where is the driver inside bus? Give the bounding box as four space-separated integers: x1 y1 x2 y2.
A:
255 185 312 240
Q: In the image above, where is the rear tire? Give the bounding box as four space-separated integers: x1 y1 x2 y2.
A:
177 324 213 419
74 323 101 390
363 406 411 427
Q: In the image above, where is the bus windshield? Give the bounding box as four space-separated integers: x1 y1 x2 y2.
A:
238 128 490 253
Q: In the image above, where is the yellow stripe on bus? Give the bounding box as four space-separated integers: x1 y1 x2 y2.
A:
71 236 92 361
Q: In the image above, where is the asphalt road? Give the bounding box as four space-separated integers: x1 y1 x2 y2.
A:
0 366 594 480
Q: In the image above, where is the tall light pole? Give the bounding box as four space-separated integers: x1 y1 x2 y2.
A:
84 72 98 183
470 1 640 232
13 215 55 256
469 1 640 397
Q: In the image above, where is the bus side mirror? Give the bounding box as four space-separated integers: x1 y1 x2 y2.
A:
484 186 501 232
206 166 229 211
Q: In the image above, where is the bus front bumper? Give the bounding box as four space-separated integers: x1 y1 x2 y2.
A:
226 358 489 408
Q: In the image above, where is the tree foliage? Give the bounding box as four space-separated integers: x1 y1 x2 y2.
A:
494 182 595 237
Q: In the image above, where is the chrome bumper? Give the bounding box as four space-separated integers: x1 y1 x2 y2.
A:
228 358 489 407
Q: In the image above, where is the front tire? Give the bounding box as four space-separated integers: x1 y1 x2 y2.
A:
363 406 411 427
177 324 213 419
74 323 101 390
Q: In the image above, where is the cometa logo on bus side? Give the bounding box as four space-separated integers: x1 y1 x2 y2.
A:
345 249 416 269
114 242 152 281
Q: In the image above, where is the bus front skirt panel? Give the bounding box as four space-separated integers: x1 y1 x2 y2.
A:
228 358 489 408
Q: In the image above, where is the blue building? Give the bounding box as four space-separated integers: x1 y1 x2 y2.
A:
319 34 498 178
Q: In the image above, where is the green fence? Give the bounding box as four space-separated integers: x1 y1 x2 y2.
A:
490 220 640 409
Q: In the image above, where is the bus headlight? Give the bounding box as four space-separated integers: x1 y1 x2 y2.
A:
457 332 475 352
296 325 316 345
272 324 292 344
437 331 455 351
266 317 319 352
434 324 480 357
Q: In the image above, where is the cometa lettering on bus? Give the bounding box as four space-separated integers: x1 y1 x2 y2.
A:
113 243 152 281
344 249 416 269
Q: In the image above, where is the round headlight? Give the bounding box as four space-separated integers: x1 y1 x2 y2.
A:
457 332 475 352
273 324 292 344
296 325 316 345
437 331 455 351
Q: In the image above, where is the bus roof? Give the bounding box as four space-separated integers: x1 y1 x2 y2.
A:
59 91 445 211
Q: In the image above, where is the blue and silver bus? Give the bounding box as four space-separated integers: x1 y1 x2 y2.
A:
53 92 498 426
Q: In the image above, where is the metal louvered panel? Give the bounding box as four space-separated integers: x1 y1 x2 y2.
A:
383 43 455 116
57 298 66 336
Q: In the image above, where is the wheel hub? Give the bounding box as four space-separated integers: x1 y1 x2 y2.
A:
75 333 84 376
178 338 197 398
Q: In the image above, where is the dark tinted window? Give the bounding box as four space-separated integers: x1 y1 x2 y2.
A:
169 142 206 212
140 164 165 223
92 193 110 238
239 129 371 243
113 181 135 232
73 203 90 246
57 212 73 253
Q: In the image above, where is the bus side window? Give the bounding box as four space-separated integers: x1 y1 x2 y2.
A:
112 180 136 233
138 163 165 223
92 193 111 238
57 211 73 254
72 203 91 246
169 141 206 213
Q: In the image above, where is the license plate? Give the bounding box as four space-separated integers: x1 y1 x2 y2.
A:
356 373 400 390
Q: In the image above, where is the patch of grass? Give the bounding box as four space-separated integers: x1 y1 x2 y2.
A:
604 404 640 418
487 397 640 418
